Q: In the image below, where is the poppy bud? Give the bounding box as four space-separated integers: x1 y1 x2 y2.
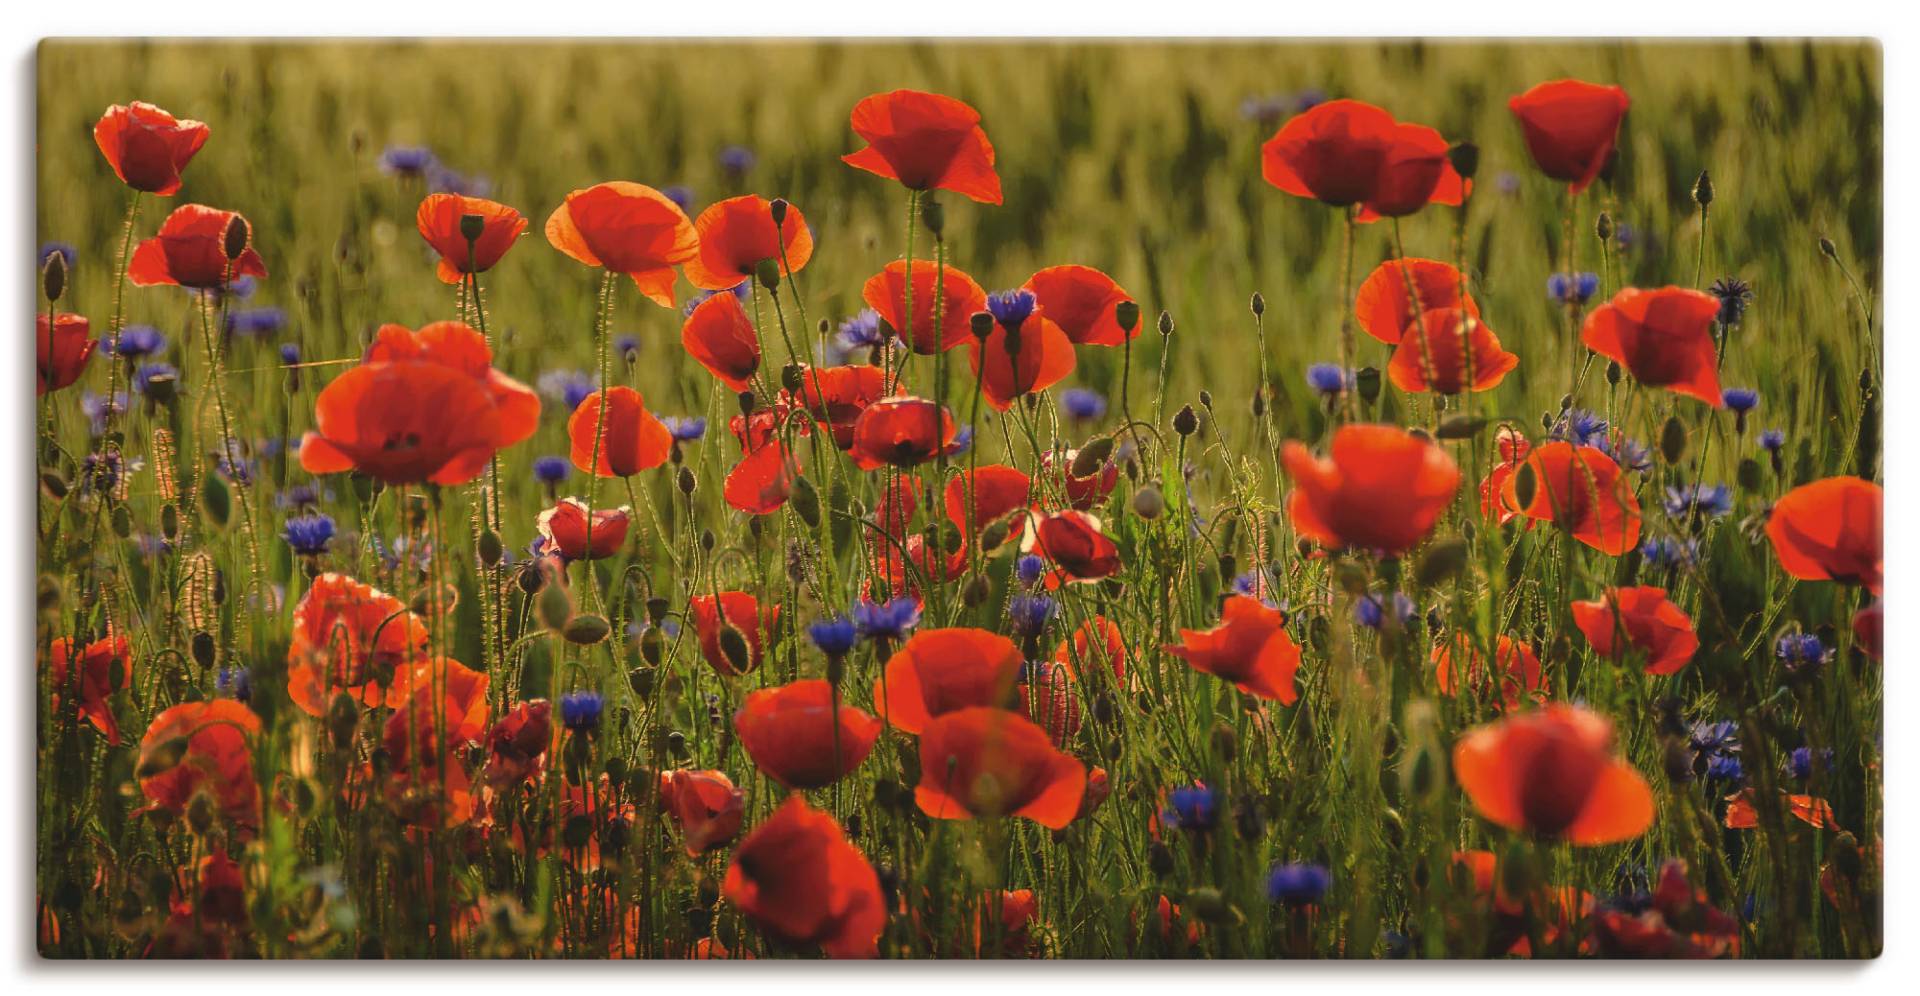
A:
961 573 991 607
718 624 752 673
136 735 192 778
1157 311 1174 337
1692 169 1714 207
563 613 611 645
1819 236 1838 260
1356 366 1381 403
1071 436 1115 478
191 631 216 669
1662 740 1694 783
640 627 664 667
1249 292 1265 317
1736 457 1763 493
780 362 804 394
666 730 687 758
459 213 486 244
478 529 504 566
537 578 574 632
677 467 697 495
1114 300 1141 332
768 197 789 227
755 257 780 291
791 474 821 527
1198 389 1213 410
700 529 716 552
1660 416 1688 465
736 391 757 417
1448 141 1480 181
1173 405 1198 437
142 370 179 406
1596 211 1614 243
43 253 66 303
1189 888 1238 925
1606 359 1622 386
919 197 943 237
1250 387 1267 418
970 311 994 340
202 474 231 527
223 215 250 262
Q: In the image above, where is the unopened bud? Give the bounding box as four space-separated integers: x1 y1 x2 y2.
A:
223 215 250 262
1173 405 1198 437
1692 169 1714 207
1157 310 1174 337
42 253 66 303
1447 141 1479 181
1249 292 1264 317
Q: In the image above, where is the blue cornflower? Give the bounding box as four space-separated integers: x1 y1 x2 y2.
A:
216 452 256 486
1775 633 1829 669
532 455 571 486
1162 784 1221 832
79 391 125 436
1722 388 1759 414
1355 592 1417 630
103 325 166 359
1547 271 1601 305
945 425 975 458
807 616 859 657
661 185 696 213
276 482 329 510
216 667 253 704
79 453 123 495
682 282 751 316
661 416 707 442
1494 171 1521 196
1690 720 1741 760
133 362 178 396
613 334 640 363
719 145 756 173
223 274 258 300
1061 388 1108 420
428 166 491 198
225 307 287 338
1594 433 1653 472
985 289 1038 329
1706 754 1745 783
1007 594 1059 639
40 242 77 269
1613 222 1638 253
853 596 922 641
1551 409 1609 447
1267 863 1331 906
1306 363 1352 397
1785 746 1834 781
559 690 604 733
1638 536 1700 569
378 145 437 177
1238 93 1290 124
1232 565 1281 599
1293 88 1328 111
1708 277 1753 326
281 513 336 556
1665 484 1733 521
537 369 596 411
1759 429 1786 453
837 308 886 350
279 343 302 365
1016 554 1047 588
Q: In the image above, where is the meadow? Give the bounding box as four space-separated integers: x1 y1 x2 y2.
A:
33 39 1883 958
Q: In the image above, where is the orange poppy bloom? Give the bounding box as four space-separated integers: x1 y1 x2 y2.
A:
875 627 1023 734
1029 510 1121 582
842 89 1003 205
536 497 630 561
285 573 428 718
301 322 538 486
1580 287 1723 406
658 769 746 855
944 464 1032 539
129 204 268 290
567 386 673 478
138 700 262 830
1044 447 1119 510
1433 634 1544 710
791 363 889 448
1570 586 1699 676
689 591 779 676
684 194 813 291
1260 100 1456 215
1723 789 1836 831
1356 161 1468 224
49 633 131 744
415 193 526 283
724 438 800 516
545 181 699 307
735 679 882 789
861 260 987 354
37 313 95 396
1766 476 1883 594
1453 703 1654 845
972 314 1076 411
1019 661 1081 747
1387 307 1519 395
1054 615 1127 680
722 795 886 959
381 657 490 826
1478 428 1532 525
681 291 762 391
483 699 553 789
1164 594 1302 704
848 395 956 471
1021 265 1142 346
915 707 1086 828
1281 423 1461 555
1353 258 1478 346
1509 79 1630 194
93 101 208 196
1506 441 1641 555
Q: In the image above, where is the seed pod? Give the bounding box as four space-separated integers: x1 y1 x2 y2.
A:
969 311 994 339
768 197 789 227
755 257 781 291
781 362 804 393
459 213 486 243
918 197 943 237
1114 300 1140 332
1660 416 1689 465
677 466 697 495
1157 310 1174 337
563 614 612 645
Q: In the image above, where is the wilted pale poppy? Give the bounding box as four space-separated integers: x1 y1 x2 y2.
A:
1353 258 1478 346
545 181 699 307
1580 287 1723 406
1281 424 1461 554
1509 79 1630 194
1507 441 1641 555
37 313 94 396
683 194 813 291
415 193 526 283
568 386 673 477
690 591 780 676
49 633 131 744
722 795 885 958
658 769 746 855
129 205 267 290
735 679 881 790
724 438 800 516
1766 476 1882 594
536 497 630 561
285 573 428 717
842 89 1003 205
862 260 987 354
1453 704 1654 845
915 707 1086 828
1164 594 1302 704
1433 634 1544 710
1387 307 1519 395
875 627 1023 734
681 291 761 391
138 700 262 830
1022 265 1141 346
848 395 956 471
93 101 209 196
1570 586 1699 676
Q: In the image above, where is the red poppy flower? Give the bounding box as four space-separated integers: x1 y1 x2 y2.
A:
381 657 490 826
285 573 428 717
1164 594 1302 703
536 497 630 560
972 314 1076 411
128 204 267 290
1433 634 1544 710
1766 476 1883 594
1260 100 1455 215
1723 789 1836 831
1018 661 1081 747
1450 850 1594 957
567 386 673 478
1509 79 1630 194
869 531 966 593
1043 447 1119 510
1854 600 1883 661
729 400 802 451
1590 859 1740 959
1387 307 1519 395
658 769 746 855
37 313 95 396
735 679 882 789
684 195 813 291
725 438 800 516
93 101 208 196
1079 766 1113 821
1021 265 1141 346
301 322 538 486
791 363 889 448
862 260 987 354
689 591 779 676
1580 287 1723 406
545 181 700 307
849 395 956 471
944 464 1032 539
138 700 262 830
915 707 1086 828
723 794 886 959
483 699 553 789
875 627 1023 734
1506 441 1642 555
842 89 1002 205
1478 427 1533 525
1356 161 1468 224
1029 510 1121 582
1354 258 1479 346
680 291 762 391
869 473 922 538
49 633 131 744
1281 423 1461 555
415 193 527 283
1054 615 1126 680
1570 586 1699 676
1453 703 1654 845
